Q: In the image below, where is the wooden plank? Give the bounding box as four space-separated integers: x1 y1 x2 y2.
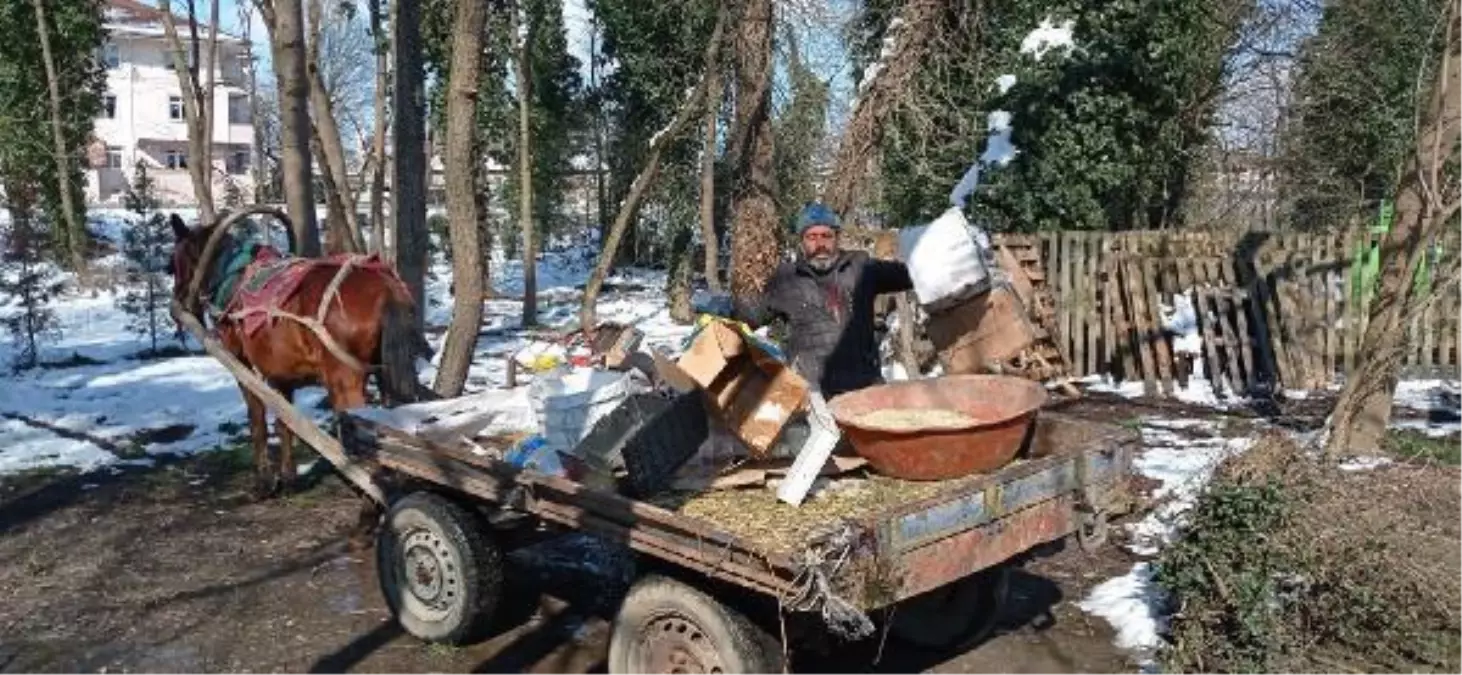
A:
1258 237 1293 388
1124 258 1159 396
1341 229 1357 375
1221 258 1258 393
1322 234 1337 382
1060 232 1074 371
1084 234 1099 377
170 300 386 504
1206 259 1245 396
1196 286 1226 399
1144 257 1176 396
1103 239 1121 376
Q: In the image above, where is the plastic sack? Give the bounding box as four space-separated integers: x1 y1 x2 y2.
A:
898 206 995 312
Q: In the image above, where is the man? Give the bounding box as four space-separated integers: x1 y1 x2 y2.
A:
726 202 913 399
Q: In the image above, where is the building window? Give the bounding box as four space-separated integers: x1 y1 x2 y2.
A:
168 95 184 121
229 151 249 175
228 93 250 125
105 146 122 169
102 43 119 69
165 150 187 170
101 94 116 119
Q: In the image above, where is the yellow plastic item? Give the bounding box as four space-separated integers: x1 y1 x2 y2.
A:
528 353 564 372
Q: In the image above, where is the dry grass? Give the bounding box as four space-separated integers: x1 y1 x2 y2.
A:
648 474 950 553
1158 434 1462 672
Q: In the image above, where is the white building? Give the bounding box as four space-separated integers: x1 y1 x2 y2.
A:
86 0 255 207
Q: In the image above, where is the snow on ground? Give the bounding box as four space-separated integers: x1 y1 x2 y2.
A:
0 217 691 478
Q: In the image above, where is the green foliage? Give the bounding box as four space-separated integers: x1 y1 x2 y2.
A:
1283 0 1449 231
0 205 65 371
857 0 1243 232
1155 477 1293 672
115 162 177 354
774 35 829 231
1384 428 1461 465
0 0 107 260
591 0 716 259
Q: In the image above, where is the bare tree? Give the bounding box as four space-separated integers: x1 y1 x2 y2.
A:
516 1 538 326
727 0 779 300
29 0 86 271
305 0 363 253
821 0 940 221
158 0 221 227
367 0 390 256
699 47 723 292
1327 0 1460 456
579 5 727 331
390 0 428 324
432 0 492 398
238 1 270 205
256 0 322 256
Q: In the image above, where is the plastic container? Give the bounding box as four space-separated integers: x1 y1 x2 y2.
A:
529 368 633 453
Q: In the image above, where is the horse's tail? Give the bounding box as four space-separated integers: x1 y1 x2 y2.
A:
378 276 439 405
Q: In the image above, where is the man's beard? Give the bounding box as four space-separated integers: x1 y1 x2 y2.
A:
806 251 836 272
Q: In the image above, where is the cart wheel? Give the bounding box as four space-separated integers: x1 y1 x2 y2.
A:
889 564 1011 651
376 491 502 645
609 575 783 674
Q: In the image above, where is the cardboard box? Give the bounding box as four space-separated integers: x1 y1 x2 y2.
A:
653 321 810 457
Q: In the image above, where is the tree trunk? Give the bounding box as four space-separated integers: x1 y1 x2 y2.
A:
700 54 722 292
821 0 939 222
1327 2 1459 456
305 0 363 254
240 2 268 204
589 14 608 243
159 0 219 227
431 0 491 398
517 3 538 326
579 8 726 331
727 0 779 301
261 0 322 255
368 0 389 256
390 0 428 327
668 225 695 323
31 0 87 271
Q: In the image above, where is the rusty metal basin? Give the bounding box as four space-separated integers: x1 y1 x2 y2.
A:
827 375 1049 481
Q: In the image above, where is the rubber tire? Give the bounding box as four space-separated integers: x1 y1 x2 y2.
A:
609 574 783 674
889 564 1012 650
376 491 502 645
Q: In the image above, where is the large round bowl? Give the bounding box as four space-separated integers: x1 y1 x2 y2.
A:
827 374 1048 481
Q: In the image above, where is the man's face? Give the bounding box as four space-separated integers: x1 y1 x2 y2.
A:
801 225 839 271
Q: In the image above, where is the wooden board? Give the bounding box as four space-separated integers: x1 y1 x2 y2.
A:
1144 258 1175 396
1221 258 1258 393
1124 259 1158 396
170 300 386 504
1206 259 1245 396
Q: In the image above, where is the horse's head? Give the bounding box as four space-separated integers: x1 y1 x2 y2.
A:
169 213 221 317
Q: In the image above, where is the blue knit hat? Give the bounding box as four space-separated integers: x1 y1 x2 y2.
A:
795 202 840 235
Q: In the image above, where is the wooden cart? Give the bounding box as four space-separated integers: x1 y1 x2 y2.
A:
340 405 1137 673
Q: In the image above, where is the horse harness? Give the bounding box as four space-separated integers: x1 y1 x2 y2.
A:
205 236 374 373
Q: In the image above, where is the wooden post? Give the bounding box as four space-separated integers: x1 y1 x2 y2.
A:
1221 258 1258 394
1059 232 1074 372
1101 236 1117 374
171 300 386 505
1206 259 1245 397
1255 238 1292 389
1341 228 1357 376
1144 257 1175 396
1085 234 1099 377
1124 259 1158 396
1322 234 1337 383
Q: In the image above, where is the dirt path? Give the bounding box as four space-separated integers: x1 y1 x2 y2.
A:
0 398 1202 674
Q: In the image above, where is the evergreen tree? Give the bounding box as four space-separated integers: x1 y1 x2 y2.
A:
0 186 65 371
115 162 176 354
0 0 106 263
853 0 1245 232
1282 0 1447 230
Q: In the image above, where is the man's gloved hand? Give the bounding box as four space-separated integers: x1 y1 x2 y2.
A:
692 291 734 318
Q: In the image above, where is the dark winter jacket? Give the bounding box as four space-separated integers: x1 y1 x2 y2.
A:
734 250 912 399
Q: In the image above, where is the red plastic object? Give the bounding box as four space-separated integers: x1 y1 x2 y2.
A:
827 374 1048 481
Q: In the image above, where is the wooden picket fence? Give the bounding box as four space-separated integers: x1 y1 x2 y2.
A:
996 228 1462 398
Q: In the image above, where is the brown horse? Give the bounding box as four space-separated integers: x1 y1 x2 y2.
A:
169 210 428 497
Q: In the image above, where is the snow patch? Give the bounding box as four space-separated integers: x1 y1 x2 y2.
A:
1077 562 1166 663
1338 455 1393 472
1020 18 1076 60
995 73 1017 94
